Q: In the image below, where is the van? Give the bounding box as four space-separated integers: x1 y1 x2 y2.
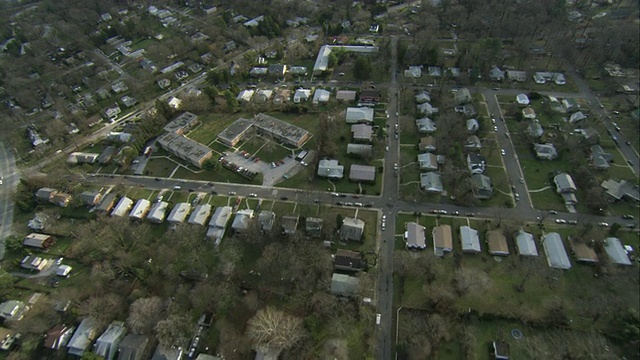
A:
376 314 381 325
173 186 181 190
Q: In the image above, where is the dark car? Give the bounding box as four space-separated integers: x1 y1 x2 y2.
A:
155 177 162 181
280 196 288 200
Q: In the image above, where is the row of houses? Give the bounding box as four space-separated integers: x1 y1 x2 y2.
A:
316 159 377 182
402 222 632 268
235 87 380 106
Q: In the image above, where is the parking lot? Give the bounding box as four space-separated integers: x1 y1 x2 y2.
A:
222 151 307 186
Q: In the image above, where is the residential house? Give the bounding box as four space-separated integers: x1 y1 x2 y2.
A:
418 153 438 171
293 89 311 103
601 179 640 203
554 173 578 202
554 73 566 85
404 65 422 78
415 90 431 104
258 210 276 232
603 237 632 266
305 217 324 237
118 334 149 360
405 222 426 250
267 64 287 77
489 67 505 81
433 225 453 257
467 153 486 174
460 226 481 253
541 232 572 269
147 201 169 223
515 230 538 256
151 344 183 360
249 67 268 77
167 203 191 224
97 193 118 213
98 146 117 164
346 107 374 123
273 89 291 104
67 152 99 165
287 66 308 76
533 143 558 160
569 111 586 124
416 102 438 116
236 90 254 102
336 90 356 102
427 66 441 77
281 215 299 235
349 164 376 182
207 206 232 245
334 249 364 272
23 233 55 250
419 136 436 152
527 123 544 138
36 187 57 202
459 104 477 117
522 107 536 119
347 143 373 156
168 97 182 109
359 89 381 103
44 325 75 350
330 273 359 297
420 172 443 193
67 318 99 356
415 117 436 134
447 67 461 77
351 124 373 142
486 230 509 256
507 70 527 82
94 321 126 360
231 209 255 232
568 237 598 263
562 98 579 112
28 212 49 231
312 89 330 104
317 159 344 179
129 199 151 220
471 174 493 199
188 204 211 226
111 197 134 217
590 145 612 170
340 217 365 242
80 190 103 206
466 118 479 133
516 93 530 105
464 135 482 151
454 88 471 104
0 301 27 321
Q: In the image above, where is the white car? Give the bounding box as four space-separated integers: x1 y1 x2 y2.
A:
555 219 566 224
501 149 506 156
382 215 386 221
248 193 257 197
385 146 389 152
598 222 609 227
393 163 398 170
494 126 498 131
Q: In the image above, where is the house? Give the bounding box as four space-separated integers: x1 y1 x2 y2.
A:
447 67 461 77
349 164 376 182
346 107 374 123
98 146 118 164
507 70 527 82
207 206 232 245
317 159 344 179
56 265 72 277
601 179 640 203
151 344 183 360
0 301 27 321
415 91 431 104
258 211 276 232
118 334 149 360
418 153 438 171
36 187 57 201
28 212 49 231
516 93 530 105
305 217 324 237
21 255 49 271
340 217 365 242
554 73 566 85
527 123 544 138
97 193 118 213
288 66 308 76
121 96 137 107
94 321 126 360
67 152 99 165
236 89 254 102
454 88 471 105
416 102 438 116
568 237 598 263
420 172 443 193
231 209 255 232
405 222 426 250
347 144 373 156
67 318 99 356
415 117 436 133
312 89 330 104
515 230 538 256
267 64 287 77
433 225 453 257
81 190 103 206
471 174 493 199
464 135 482 151
603 237 632 266
467 153 486 174
167 203 191 224
281 215 299 235
129 199 151 220
541 232 572 269
522 107 536 119
419 136 436 152
273 89 291 104
492 340 510 360
147 202 169 223
330 273 359 297
249 67 268 77
404 66 422 78
293 89 311 103
460 104 477 117
486 230 509 256
351 124 373 142
460 226 481 253
23 233 55 250
562 98 579 113
534 143 558 160
111 197 133 217
336 90 356 101
427 66 442 77
359 89 381 103
466 118 479 133
590 145 612 170
489 67 505 81
334 249 364 272
188 204 212 226
44 325 75 350
554 173 577 194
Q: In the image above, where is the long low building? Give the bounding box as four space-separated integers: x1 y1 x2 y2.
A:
188 204 212 226
207 206 232 245
129 199 151 220
167 203 191 224
542 232 571 270
111 197 133 217
157 132 212 168
147 202 169 223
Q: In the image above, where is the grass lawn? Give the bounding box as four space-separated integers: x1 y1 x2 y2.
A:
143 157 179 177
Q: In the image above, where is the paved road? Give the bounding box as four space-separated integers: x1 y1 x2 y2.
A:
0 142 18 260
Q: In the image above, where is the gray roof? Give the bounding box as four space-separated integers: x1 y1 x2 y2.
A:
601 179 640 202
603 237 632 266
527 123 543 137
118 334 149 360
188 204 212 226
542 232 572 269
163 112 198 134
554 173 577 193
68 318 99 356
415 117 436 133
330 273 359 297
418 153 438 171
151 344 183 360
460 226 481 253
318 159 344 179
420 172 443 193
340 217 365 241
349 164 376 181
351 123 373 141
94 321 126 360
258 210 276 232
167 203 191 224
405 222 426 249
208 206 232 228
515 230 538 256
231 209 254 231
534 143 557 159
129 199 151 219
147 201 169 223
347 143 373 155
345 107 374 123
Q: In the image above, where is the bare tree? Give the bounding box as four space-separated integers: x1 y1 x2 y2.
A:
246 307 306 352
454 268 492 296
127 297 163 335
78 293 124 326
155 314 193 348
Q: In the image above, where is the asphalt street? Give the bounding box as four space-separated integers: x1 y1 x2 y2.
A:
0 142 18 260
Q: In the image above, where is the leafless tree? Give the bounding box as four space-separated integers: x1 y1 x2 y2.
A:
154 314 193 348
127 297 164 335
78 293 124 326
246 307 306 352
454 268 492 296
